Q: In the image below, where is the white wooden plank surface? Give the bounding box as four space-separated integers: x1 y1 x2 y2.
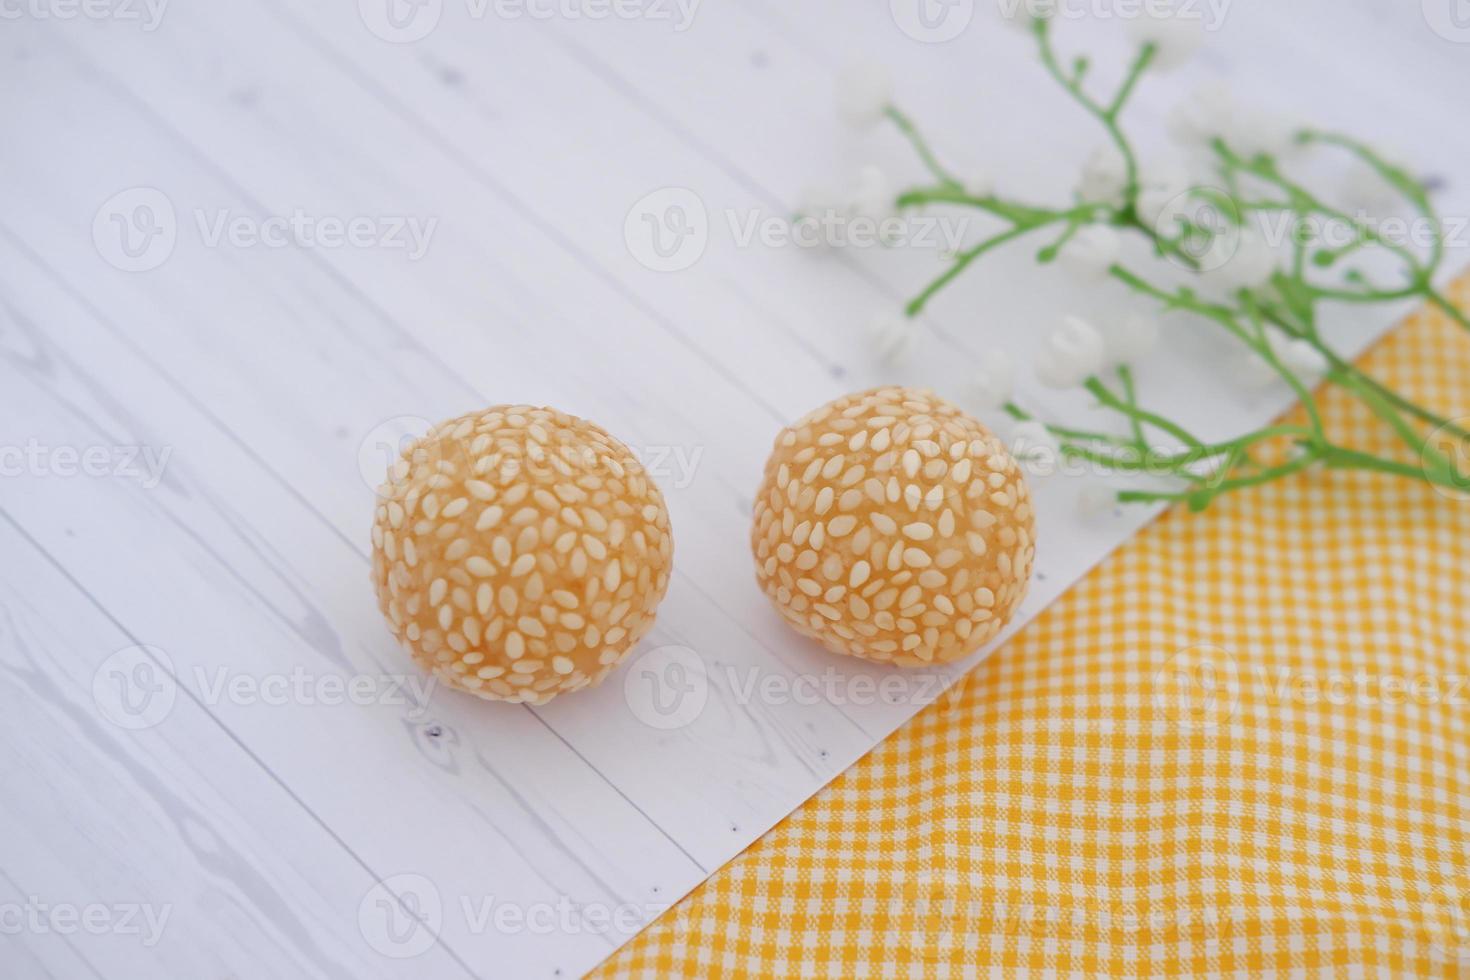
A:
1 1 1465 976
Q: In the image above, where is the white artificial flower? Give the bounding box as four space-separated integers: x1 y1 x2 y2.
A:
1009 420 1059 476
1078 146 1128 208
970 350 1015 409
836 61 893 129
849 164 893 221
1059 225 1122 280
1164 82 1235 151
1235 329 1327 388
1034 315 1105 388
1105 312 1160 364
1127 8 1202 72
966 168 995 198
1187 451 1229 480
1279 337 1328 380
1134 162 1194 229
1077 481 1118 518
869 313 916 365
792 183 846 252
1167 82 1298 160
1201 227 1277 295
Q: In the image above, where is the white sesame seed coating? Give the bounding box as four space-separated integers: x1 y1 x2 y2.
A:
751 387 1034 667
371 405 673 705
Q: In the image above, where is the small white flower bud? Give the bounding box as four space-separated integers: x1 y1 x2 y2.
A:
835 62 893 130
1059 225 1122 280
970 350 1015 410
1035 315 1106 388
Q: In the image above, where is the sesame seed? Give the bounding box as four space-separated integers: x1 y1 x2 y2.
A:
902 522 934 541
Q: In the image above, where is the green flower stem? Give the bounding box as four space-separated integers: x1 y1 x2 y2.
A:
1214 141 1428 288
1084 376 1206 449
1056 423 1310 473
1300 129 1442 273
895 186 1094 227
905 223 1053 316
1004 402 1136 447
1034 17 1148 205
1428 287 1470 332
1107 42 1156 120
900 199 1111 317
1116 455 1320 506
873 25 1469 507
1240 294 1326 440
1337 372 1459 483
1115 365 1149 449
1247 300 1470 441
884 106 962 190
1319 445 1449 483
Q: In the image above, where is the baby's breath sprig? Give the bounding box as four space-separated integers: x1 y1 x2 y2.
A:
843 13 1470 510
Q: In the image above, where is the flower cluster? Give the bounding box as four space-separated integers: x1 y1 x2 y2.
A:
826 12 1469 512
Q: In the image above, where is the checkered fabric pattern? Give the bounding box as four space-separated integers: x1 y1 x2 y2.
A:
592 277 1470 978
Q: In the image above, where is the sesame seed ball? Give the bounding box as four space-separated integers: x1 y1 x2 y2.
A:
371 406 673 705
751 387 1034 667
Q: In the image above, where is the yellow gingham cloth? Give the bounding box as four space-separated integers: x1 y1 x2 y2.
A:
593 277 1470 978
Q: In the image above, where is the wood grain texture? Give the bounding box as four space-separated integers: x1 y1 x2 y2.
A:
0 0 1464 975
